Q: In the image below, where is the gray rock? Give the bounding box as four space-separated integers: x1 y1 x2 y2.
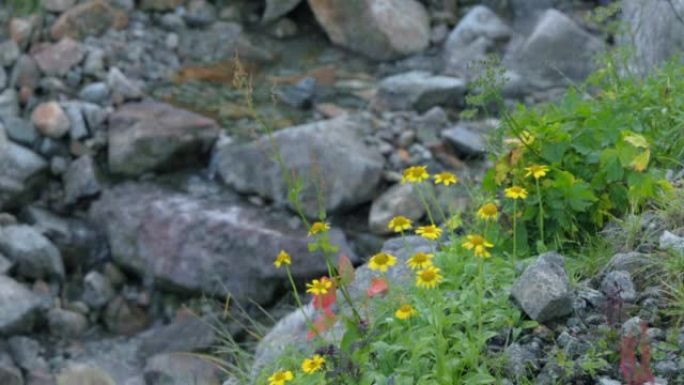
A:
143 353 220 385
597 378 622 385
443 5 512 79
78 82 110 104
602 251 651 276
104 296 149 336
505 9 604 91
442 124 486 158
601 270 637 302
504 342 540 379
56 365 116 385
511 252 574 322
20 206 106 269
2 117 38 146
0 89 19 117
31 101 71 139
140 0 183 11
159 13 186 31
7 336 47 372
10 55 41 90
63 155 101 205
0 253 11 274
263 0 302 23
32 38 85 77
62 102 89 140
82 48 106 77
81 103 107 134
0 351 23 385
277 76 316 109
368 183 425 235
108 101 220 176
556 330 589 357
660 230 684 255
50 0 126 40
0 67 6 90
57 338 143 385
215 114 384 218
47 308 88 338
0 136 47 210
107 67 142 102
183 0 217 28
138 316 217 357
0 225 65 280
620 0 684 75
376 71 466 112
654 360 680 379
89 182 357 303
308 0 430 60
621 316 645 338
0 40 20 67
43 0 77 13
81 271 114 309
0 276 42 335
508 0 560 33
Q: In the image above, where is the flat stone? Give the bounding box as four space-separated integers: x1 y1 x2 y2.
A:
63 155 101 205
2 117 38 146
442 124 486 158
78 82 110 104
143 353 220 385
107 101 220 176
106 67 142 102
511 252 574 323
32 101 71 139
0 276 42 335
375 71 466 112
32 38 85 77
0 225 65 280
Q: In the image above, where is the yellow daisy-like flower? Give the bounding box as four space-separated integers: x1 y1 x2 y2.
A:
387 216 412 233
524 164 550 180
434 172 458 186
504 186 528 200
268 370 294 385
308 221 330 236
301 354 326 374
462 234 494 258
368 252 397 272
406 252 434 270
415 266 444 289
415 224 442 240
395 304 417 320
476 203 499 221
401 166 429 184
306 278 332 296
273 250 292 268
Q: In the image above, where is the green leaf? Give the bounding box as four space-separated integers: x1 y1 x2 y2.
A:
599 148 623 182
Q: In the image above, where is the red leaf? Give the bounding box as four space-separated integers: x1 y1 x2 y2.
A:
338 254 355 286
366 277 389 297
312 277 336 311
306 311 337 340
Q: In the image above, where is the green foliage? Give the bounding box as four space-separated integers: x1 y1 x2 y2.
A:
488 59 684 250
6 0 41 15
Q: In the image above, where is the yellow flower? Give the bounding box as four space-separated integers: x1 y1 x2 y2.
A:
301 354 325 374
462 234 494 258
415 266 443 289
395 304 417 320
308 221 330 236
434 172 458 186
387 216 412 233
268 370 294 385
401 166 429 184
273 250 292 268
406 252 434 270
476 203 498 221
504 186 528 200
524 164 550 180
368 252 397 272
306 278 332 295
415 224 442 240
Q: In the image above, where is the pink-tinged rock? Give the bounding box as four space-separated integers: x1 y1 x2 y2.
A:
107 101 220 175
51 0 128 40
307 0 430 60
32 38 84 76
31 102 71 139
9 18 33 49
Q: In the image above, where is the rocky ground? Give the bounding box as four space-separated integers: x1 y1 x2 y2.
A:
0 0 683 384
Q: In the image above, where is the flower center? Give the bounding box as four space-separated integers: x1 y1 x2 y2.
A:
375 253 388 264
421 270 435 281
481 204 497 215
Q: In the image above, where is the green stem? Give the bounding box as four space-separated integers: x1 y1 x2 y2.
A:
512 200 517 259
415 183 435 225
536 179 545 243
285 266 316 337
477 258 484 336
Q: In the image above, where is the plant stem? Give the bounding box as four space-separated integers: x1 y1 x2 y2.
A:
285 266 316 336
536 178 545 243
415 183 435 225
512 200 517 259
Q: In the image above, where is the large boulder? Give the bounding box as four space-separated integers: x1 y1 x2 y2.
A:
214 115 384 218
0 225 65 280
504 9 604 91
368 183 425 235
307 0 430 60
263 0 303 23
89 183 357 303
442 6 512 79
0 276 43 335
178 22 274 64
107 101 220 176
620 0 684 75
0 127 47 210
